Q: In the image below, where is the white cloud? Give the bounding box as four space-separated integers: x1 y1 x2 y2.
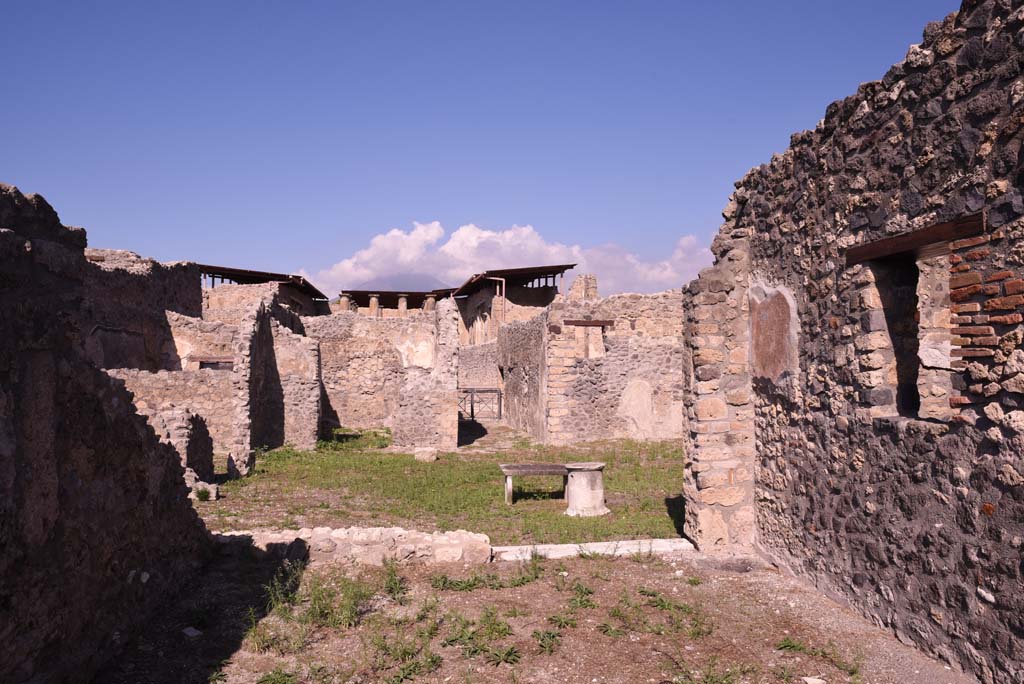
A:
301 221 712 296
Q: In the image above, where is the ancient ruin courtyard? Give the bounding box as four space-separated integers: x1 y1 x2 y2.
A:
197 428 687 545
5 1 1024 683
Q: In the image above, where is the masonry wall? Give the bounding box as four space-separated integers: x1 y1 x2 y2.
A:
684 3 1024 680
544 291 688 444
0 184 210 683
82 248 202 371
497 312 549 440
167 311 239 369
302 299 458 449
107 368 240 460
458 283 559 345
458 341 501 388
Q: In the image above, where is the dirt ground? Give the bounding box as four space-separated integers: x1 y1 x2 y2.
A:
92 547 976 684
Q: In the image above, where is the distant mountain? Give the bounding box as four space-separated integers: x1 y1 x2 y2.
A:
352 272 453 292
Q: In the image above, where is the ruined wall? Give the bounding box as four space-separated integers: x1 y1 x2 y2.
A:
458 341 501 388
0 185 210 683
270 318 321 451
82 248 202 371
107 367 240 461
685 3 1024 680
544 291 687 444
302 299 458 449
496 289 687 445
203 281 281 326
167 311 238 369
458 283 560 345
498 313 549 440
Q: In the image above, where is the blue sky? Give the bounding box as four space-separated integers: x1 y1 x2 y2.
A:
1 1 960 293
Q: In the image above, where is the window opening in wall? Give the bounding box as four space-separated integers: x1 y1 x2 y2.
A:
870 254 921 417
199 360 234 371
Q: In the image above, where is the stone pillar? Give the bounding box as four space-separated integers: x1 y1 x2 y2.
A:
368 293 380 318
338 293 351 311
397 294 408 316
564 462 610 517
683 234 757 549
424 294 437 311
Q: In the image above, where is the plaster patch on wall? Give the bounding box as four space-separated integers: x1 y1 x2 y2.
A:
748 283 799 383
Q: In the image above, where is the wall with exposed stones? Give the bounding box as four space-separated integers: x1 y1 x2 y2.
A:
497 285 687 444
302 298 459 449
107 367 241 463
458 282 560 345
458 341 501 388
683 3 1024 680
497 312 549 439
544 290 687 444
81 248 202 371
0 184 211 684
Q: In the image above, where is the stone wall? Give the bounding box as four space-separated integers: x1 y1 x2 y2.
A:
167 311 239 369
458 282 559 345
0 184 210 683
497 288 688 444
302 299 458 449
684 2 1024 679
217 526 491 565
545 290 687 444
107 368 241 462
497 312 549 440
458 341 501 388
82 248 202 371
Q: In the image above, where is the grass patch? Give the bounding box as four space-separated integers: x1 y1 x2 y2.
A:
776 636 861 677
210 439 686 545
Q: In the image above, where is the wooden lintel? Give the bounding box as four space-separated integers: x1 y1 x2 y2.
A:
845 211 986 266
563 319 615 327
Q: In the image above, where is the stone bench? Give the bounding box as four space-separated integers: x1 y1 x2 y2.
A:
499 463 568 504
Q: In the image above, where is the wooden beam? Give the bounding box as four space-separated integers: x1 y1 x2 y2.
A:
845 211 986 266
563 319 615 327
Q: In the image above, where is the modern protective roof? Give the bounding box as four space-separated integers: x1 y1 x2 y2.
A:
196 263 329 301
452 263 576 297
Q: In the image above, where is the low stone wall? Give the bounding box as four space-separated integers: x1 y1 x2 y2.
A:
217 526 491 565
458 341 501 388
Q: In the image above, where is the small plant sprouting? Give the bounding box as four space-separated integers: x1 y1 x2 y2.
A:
568 581 596 609
596 622 625 637
383 559 409 605
484 645 521 666
547 614 577 629
532 629 561 654
686 576 702 586
195 487 211 502
256 668 298 684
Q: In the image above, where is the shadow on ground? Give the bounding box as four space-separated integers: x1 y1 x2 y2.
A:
665 495 686 536
91 538 308 684
457 417 488 446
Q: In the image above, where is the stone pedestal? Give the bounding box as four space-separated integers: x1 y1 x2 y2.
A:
564 462 610 517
